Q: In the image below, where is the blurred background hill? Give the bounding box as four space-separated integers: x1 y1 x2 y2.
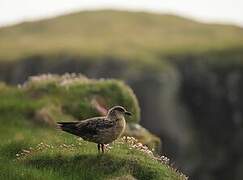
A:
1 10 243 180
1 10 243 61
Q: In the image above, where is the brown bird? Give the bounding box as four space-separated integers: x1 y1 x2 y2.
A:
57 106 132 153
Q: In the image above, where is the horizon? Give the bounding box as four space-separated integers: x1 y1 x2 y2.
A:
0 0 243 28
2 9 242 29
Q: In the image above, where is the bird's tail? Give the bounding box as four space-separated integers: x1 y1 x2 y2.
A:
57 122 80 136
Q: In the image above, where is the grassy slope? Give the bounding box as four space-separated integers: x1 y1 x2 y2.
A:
0 116 181 180
0 10 243 61
0 77 186 180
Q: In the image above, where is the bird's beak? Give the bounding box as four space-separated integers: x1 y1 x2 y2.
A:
125 111 132 116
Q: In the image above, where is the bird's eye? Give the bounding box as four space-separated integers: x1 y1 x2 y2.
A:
116 108 124 112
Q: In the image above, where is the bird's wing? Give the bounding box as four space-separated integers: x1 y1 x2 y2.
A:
76 117 115 135
57 117 115 138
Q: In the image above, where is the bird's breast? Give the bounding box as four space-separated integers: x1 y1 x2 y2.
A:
112 118 126 138
115 117 126 134
99 118 126 144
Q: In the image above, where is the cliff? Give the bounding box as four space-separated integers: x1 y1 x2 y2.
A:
0 10 243 179
0 75 185 180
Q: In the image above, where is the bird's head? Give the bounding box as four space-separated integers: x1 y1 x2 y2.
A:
107 106 132 119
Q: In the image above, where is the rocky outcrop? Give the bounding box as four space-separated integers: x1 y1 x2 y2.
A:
1 50 243 179
170 53 243 180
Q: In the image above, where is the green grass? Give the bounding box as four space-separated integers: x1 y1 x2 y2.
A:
0 116 183 180
0 76 186 180
0 10 243 62
0 74 140 123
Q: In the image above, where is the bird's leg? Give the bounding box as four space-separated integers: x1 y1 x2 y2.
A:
97 144 101 153
101 144 105 153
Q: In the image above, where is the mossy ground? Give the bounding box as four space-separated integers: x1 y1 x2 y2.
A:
0 74 140 123
0 117 183 180
0 75 186 180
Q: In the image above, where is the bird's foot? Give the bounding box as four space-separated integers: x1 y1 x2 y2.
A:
97 143 101 153
101 144 105 153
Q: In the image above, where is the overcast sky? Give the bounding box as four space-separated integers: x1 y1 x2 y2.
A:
0 0 243 27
